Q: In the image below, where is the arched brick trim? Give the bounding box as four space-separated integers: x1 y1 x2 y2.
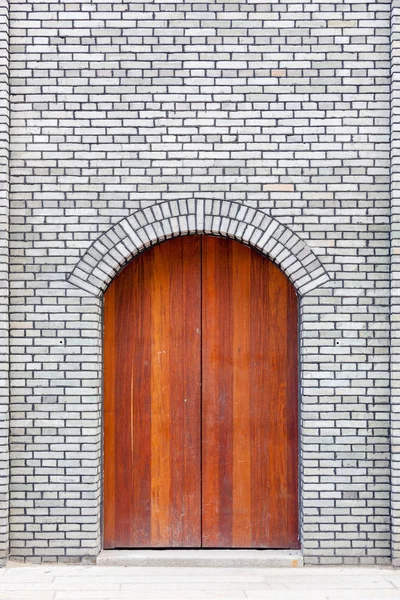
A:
67 199 330 297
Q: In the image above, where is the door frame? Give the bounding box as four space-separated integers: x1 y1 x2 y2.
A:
100 233 302 551
66 198 331 561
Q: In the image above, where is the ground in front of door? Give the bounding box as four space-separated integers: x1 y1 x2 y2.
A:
0 564 399 599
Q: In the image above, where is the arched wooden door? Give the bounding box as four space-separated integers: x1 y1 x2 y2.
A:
103 235 299 549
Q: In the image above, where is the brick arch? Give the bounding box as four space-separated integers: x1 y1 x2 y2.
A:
67 199 330 296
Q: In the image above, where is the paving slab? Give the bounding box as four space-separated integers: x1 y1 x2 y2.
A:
0 564 399 600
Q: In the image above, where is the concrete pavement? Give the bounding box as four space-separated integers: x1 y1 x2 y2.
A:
0 564 400 599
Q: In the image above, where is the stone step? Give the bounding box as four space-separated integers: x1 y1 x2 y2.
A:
97 549 303 568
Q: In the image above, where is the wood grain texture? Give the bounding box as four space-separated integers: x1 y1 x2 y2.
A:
201 236 299 548
103 236 202 548
104 235 299 549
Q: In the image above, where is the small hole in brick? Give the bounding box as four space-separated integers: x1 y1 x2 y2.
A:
336 341 340 345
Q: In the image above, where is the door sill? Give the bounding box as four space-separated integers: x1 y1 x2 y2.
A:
97 549 303 568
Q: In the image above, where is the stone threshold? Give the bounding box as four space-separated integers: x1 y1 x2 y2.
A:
97 549 303 568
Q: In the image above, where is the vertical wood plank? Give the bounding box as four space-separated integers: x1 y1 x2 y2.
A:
201 236 233 546
131 255 152 546
150 237 202 546
103 282 116 549
113 264 136 547
249 251 269 547
232 241 252 547
264 259 288 546
150 241 171 544
287 281 300 546
171 239 202 544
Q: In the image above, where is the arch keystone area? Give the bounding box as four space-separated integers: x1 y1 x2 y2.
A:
67 199 330 296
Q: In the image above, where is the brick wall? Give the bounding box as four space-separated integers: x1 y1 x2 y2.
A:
0 0 8 566
8 0 392 564
391 0 400 568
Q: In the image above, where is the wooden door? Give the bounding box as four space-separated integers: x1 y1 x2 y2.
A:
104 237 202 548
201 237 299 548
104 235 299 549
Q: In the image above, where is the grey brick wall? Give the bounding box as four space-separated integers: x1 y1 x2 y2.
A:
0 0 8 567
7 0 393 565
391 0 400 569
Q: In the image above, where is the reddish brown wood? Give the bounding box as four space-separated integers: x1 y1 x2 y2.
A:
201 236 299 548
104 234 299 549
103 281 116 548
103 236 202 548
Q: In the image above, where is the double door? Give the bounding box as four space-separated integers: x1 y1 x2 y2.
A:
104 235 299 549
